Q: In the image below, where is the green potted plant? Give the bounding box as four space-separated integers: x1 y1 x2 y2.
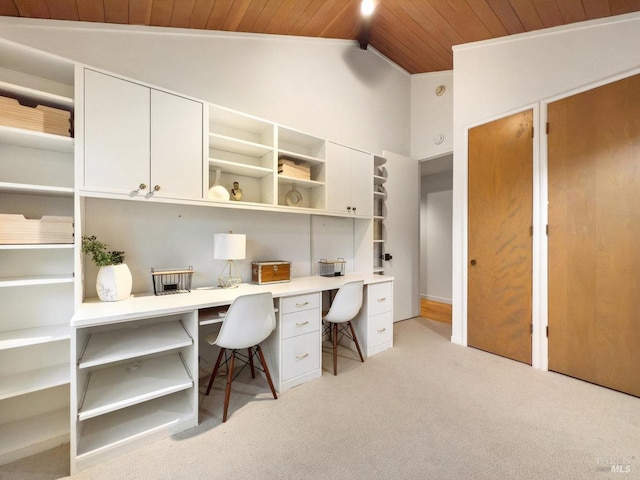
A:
82 235 132 302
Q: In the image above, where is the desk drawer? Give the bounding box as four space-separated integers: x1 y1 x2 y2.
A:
281 332 320 381
281 293 320 315
368 311 393 348
281 309 320 340
367 282 393 316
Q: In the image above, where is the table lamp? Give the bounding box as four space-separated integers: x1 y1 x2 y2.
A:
214 232 246 288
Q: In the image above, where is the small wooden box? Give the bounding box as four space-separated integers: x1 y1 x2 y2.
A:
252 261 291 284
0 96 72 137
0 214 74 244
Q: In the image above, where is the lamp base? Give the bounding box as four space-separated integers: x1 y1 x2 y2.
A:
218 275 241 289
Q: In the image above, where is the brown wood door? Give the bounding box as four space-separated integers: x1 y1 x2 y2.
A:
468 110 533 365
548 74 640 397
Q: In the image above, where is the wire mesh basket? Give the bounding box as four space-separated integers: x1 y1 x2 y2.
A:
318 258 346 277
151 266 193 295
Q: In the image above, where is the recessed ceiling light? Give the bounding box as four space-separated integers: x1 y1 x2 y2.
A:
361 0 375 16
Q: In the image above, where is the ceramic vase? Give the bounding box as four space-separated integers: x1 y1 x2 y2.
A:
96 264 132 302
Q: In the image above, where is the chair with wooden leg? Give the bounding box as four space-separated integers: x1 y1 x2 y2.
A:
204 292 278 422
322 280 365 375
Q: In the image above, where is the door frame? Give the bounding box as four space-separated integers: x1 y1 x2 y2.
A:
454 103 544 368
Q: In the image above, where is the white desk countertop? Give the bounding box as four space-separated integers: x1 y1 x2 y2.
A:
72 273 393 327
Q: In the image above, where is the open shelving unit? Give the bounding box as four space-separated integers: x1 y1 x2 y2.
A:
0 38 75 467
72 312 198 473
373 155 387 274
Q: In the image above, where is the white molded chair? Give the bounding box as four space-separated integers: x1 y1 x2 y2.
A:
204 292 278 422
323 280 365 375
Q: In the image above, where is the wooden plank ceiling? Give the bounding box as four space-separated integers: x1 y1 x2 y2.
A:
2 0 639 74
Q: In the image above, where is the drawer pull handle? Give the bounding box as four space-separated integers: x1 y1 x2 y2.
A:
296 353 309 360
296 321 309 327
377 328 386 333
377 297 386 302
295 301 309 307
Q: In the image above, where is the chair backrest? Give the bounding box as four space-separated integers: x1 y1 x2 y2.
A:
323 280 364 323
214 292 276 350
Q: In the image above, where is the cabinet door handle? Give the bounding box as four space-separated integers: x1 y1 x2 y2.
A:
346 206 351 212
139 183 147 190
296 353 309 360
154 185 161 192
377 328 386 333
377 297 386 302
352 206 357 213
296 321 309 327
295 301 309 307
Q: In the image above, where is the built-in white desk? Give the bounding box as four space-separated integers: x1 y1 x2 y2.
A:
69 273 393 473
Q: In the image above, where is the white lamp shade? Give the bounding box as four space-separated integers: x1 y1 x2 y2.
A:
214 233 246 260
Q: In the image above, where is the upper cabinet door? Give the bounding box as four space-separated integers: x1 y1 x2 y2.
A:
325 142 351 213
150 90 203 200
349 148 373 217
326 142 372 217
84 69 150 195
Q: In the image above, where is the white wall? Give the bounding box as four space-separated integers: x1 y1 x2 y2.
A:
0 16 410 157
451 13 640 358
420 161 453 304
411 71 453 159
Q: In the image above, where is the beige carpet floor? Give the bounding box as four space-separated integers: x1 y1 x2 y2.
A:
1 317 638 480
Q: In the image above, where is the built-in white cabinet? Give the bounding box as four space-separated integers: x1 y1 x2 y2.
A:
0 39 75 465
353 281 394 356
71 311 198 473
325 142 373 217
83 69 204 200
262 292 322 392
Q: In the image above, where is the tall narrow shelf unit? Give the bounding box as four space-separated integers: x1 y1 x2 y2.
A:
373 155 387 274
0 40 76 464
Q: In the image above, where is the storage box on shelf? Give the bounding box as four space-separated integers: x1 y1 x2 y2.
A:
0 95 71 137
0 38 75 466
71 311 198 473
208 104 276 206
276 127 325 210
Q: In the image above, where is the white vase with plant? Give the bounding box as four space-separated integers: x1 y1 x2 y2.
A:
81 235 132 302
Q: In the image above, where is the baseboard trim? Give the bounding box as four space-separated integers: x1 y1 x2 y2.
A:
420 298 452 324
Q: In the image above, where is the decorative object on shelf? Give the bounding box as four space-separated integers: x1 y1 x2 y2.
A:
214 231 246 288
208 169 230 201
318 258 347 277
81 235 132 302
151 266 193 295
231 181 243 201
285 184 303 207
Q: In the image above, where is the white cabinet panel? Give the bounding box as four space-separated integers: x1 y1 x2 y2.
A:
281 332 321 381
83 69 204 200
151 90 203 199
84 69 149 195
326 142 373 217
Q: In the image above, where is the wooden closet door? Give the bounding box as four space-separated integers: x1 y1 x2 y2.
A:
548 74 640 397
468 110 533 364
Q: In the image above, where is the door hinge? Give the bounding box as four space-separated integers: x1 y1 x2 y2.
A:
530 324 533 334
531 126 534 138
546 122 549 134
546 224 549 235
529 225 533 236
546 326 549 338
